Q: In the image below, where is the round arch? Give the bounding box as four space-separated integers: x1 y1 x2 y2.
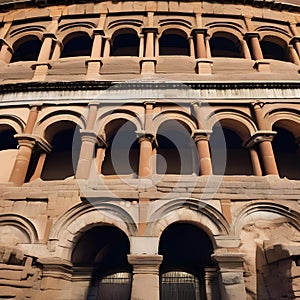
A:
146 198 230 247
268 110 300 138
49 200 137 260
207 110 256 141
0 213 39 243
234 201 300 236
34 109 85 140
0 114 25 134
96 111 143 140
153 111 197 134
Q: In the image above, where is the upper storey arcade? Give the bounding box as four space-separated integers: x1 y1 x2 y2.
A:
0 0 299 83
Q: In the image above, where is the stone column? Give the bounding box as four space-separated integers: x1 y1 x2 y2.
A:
141 27 158 73
212 252 246 300
95 138 107 174
103 37 111 57
32 33 56 81
204 267 220 300
192 28 212 74
76 105 98 179
288 44 300 65
136 132 154 178
128 254 163 300
290 37 300 62
193 130 212 175
139 34 145 57
86 29 104 79
192 103 213 175
29 137 52 181
251 102 278 175
0 40 13 63
244 32 270 72
9 106 40 185
37 258 73 299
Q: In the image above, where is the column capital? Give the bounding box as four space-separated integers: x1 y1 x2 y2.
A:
191 27 208 36
93 28 105 36
36 136 52 153
290 36 300 45
243 130 277 149
37 257 73 280
212 252 244 269
42 32 57 40
14 133 37 148
0 38 13 52
136 130 155 143
192 129 212 142
142 27 158 34
244 32 261 40
128 254 163 274
251 101 265 109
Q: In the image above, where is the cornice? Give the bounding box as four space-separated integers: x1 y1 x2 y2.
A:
0 80 299 94
0 0 299 12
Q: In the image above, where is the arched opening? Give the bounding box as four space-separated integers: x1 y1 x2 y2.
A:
60 32 92 58
110 29 139 56
260 36 289 62
159 29 190 56
0 126 18 150
72 226 132 300
210 125 253 175
101 119 139 176
272 125 300 179
209 32 243 58
159 223 218 300
156 120 198 175
0 125 18 183
41 122 81 180
11 36 42 62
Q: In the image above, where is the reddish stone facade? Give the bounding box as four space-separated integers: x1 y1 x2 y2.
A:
0 0 299 299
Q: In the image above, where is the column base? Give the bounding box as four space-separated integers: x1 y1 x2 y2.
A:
196 58 213 74
140 58 157 74
31 62 51 81
254 60 271 72
85 59 103 80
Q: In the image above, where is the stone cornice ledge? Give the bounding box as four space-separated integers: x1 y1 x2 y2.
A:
0 80 299 94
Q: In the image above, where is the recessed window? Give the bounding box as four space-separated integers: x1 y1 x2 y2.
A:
260 37 289 62
159 29 189 56
210 32 243 58
61 33 92 58
110 29 139 56
11 36 42 62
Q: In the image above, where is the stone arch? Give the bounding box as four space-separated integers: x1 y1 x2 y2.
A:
146 198 230 247
57 22 94 42
206 22 244 37
152 111 197 134
49 200 137 260
96 111 143 139
0 213 39 244
207 110 256 140
34 109 85 139
8 25 44 45
268 109 300 137
0 114 25 134
234 201 300 236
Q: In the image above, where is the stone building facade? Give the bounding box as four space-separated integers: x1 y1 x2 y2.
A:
0 0 299 299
